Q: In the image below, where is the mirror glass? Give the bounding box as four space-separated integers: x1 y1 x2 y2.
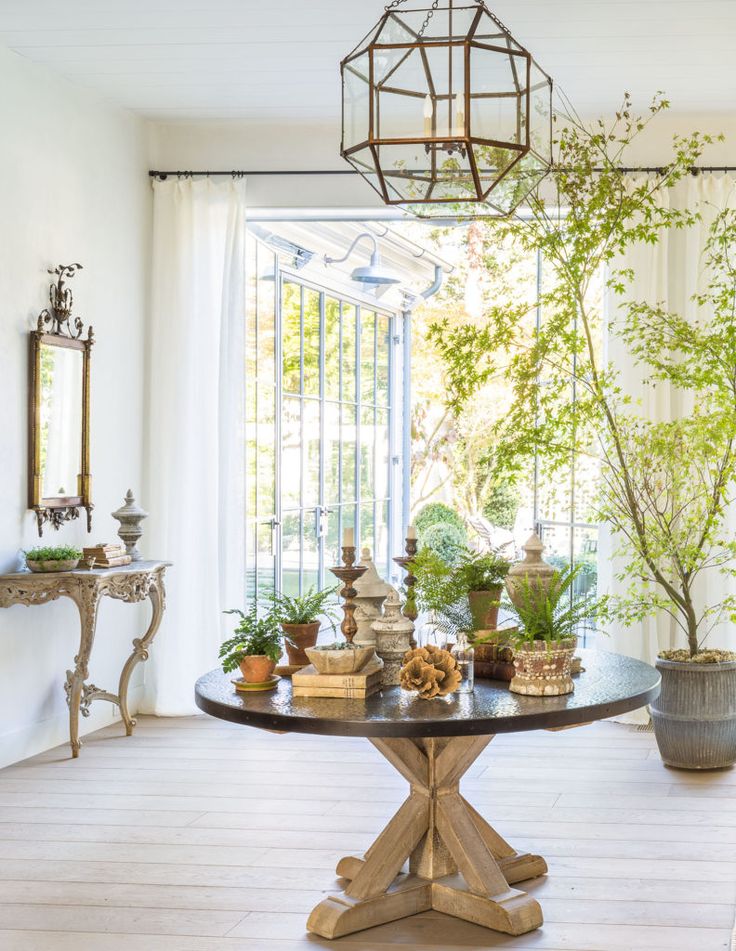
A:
39 342 83 499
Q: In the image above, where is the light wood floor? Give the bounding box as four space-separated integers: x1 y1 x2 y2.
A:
0 715 734 951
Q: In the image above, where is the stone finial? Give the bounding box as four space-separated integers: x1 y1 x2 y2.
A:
111 489 148 562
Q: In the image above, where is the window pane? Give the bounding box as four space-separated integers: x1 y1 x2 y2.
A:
281 512 301 597
282 281 301 394
360 404 375 500
256 243 276 382
302 513 319 593
341 403 357 502
325 297 341 400
325 401 341 506
282 397 301 509
360 501 375 557
256 521 275 600
361 310 376 404
246 234 258 382
246 420 257 517
375 407 389 501
376 314 391 406
325 507 341 570
303 399 321 507
342 303 357 402
256 385 276 516
245 521 257 601
303 288 320 397
375 500 389 574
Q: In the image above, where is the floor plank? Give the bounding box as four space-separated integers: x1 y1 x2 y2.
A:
0 715 733 951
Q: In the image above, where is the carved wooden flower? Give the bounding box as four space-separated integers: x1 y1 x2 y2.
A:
399 645 462 699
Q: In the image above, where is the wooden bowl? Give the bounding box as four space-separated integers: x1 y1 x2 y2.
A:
305 645 375 675
26 559 80 573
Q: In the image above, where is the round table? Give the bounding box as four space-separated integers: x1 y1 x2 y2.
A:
195 648 659 940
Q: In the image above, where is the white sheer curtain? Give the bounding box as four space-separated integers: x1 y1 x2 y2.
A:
600 175 736 717
141 177 246 715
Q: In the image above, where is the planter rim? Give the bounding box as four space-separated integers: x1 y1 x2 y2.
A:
656 657 736 672
515 637 577 652
468 585 503 593
281 621 321 631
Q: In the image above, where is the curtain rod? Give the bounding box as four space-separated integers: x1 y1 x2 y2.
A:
148 165 736 179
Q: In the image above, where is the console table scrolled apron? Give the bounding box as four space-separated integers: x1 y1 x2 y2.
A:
0 560 170 757
195 649 660 940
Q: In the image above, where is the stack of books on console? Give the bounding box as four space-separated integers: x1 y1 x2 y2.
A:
292 656 384 699
82 543 131 568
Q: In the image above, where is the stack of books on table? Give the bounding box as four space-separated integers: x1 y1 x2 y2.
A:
292 656 384 699
82 543 131 568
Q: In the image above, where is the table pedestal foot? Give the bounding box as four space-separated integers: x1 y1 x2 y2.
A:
308 877 432 939
432 878 543 935
310 734 546 940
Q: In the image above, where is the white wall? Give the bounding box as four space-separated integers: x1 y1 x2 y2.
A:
149 119 385 208
0 47 151 768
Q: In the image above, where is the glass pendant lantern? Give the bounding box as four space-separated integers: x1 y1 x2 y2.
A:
340 0 553 217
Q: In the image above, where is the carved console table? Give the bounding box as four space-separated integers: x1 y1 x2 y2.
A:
0 560 170 757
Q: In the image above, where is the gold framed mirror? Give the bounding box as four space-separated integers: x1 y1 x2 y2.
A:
28 264 93 536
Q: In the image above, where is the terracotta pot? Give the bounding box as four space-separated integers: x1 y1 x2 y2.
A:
510 637 576 696
281 621 320 666
652 658 736 769
468 587 502 630
239 655 276 684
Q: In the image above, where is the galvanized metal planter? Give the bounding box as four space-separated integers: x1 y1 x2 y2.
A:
652 658 736 770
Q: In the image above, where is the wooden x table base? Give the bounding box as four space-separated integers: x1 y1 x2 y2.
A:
307 734 547 939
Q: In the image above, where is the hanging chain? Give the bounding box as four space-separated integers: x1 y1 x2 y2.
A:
382 0 439 38
384 0 492 38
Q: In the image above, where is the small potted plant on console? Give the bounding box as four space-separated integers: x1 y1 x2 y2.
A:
220 606 283 686
25 545 82 572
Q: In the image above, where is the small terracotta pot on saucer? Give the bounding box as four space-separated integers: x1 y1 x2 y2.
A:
239 655 276 684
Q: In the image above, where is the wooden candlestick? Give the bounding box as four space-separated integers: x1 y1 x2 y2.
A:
330 546 367 645
393 536 418 623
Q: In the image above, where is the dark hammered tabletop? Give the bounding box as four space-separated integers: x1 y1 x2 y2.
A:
194 649 660 738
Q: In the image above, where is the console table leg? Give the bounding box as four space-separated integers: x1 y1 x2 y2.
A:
66 581 101 758
118 574 165 735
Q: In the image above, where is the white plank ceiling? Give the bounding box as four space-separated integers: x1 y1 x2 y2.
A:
0 0 734 121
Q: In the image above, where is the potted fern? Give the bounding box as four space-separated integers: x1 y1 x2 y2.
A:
220 607 283 683
503 567 594 697
271 586 339 666
456 550 510 631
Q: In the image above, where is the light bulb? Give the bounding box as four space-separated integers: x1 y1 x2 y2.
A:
423 94 433 137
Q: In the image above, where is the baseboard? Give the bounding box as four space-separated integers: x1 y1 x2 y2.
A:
0 683 145 769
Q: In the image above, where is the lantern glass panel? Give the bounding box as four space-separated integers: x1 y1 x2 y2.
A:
375 142 437 201
377 12 417 45
473 13 524 50
344 148 386 202
343 53 370 151
469 45 526 146
389 6 478 41
473 144 524 194
527 59 553 162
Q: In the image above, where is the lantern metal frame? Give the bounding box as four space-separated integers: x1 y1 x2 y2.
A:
340 0 553 216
